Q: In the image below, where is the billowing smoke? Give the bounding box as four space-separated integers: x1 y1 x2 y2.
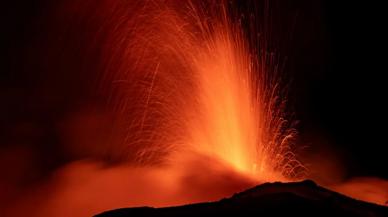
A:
0 1 386 217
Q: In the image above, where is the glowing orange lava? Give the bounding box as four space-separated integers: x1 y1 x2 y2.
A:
3 2 388 217
3 1 309 216
101 0 305 182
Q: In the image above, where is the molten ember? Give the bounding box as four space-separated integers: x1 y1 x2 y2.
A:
3 1 387 217
101 0 304 182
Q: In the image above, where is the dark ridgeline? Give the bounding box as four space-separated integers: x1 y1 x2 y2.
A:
96 180 387 217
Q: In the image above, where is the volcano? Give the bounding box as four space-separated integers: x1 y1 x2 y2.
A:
95 180 387 217
2 1 388 217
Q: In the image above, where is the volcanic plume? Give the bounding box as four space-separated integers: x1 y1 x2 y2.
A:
99 0 304 181
0 0 387 217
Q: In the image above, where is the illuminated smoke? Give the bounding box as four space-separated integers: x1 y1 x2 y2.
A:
101 0 304 181
2 2 306 216
7 1 388 217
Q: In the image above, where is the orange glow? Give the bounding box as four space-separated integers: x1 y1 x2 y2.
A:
2 2 306 215
331 177 388 206
2 2 387 217
102 0 304 182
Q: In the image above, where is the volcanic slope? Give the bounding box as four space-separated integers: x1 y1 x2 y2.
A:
95 180 388 217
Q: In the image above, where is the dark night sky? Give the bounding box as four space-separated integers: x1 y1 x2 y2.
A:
0 0 387 187
303 1 387 178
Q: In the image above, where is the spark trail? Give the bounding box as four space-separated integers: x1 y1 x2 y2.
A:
101 0 305 181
